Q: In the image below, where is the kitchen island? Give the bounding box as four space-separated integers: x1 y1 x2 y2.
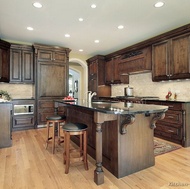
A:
55 99 168 185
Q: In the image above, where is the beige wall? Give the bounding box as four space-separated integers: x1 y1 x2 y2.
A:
112 72 190 100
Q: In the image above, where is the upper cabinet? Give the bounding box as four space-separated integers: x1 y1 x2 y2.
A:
33 44 71 99
37 49 67 63
118 46 152 75
0 39 10 82
87 55 111 97
10 44 34 83
105 55 129 84
152 33 190 81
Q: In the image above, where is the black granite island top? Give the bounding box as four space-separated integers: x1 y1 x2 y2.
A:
55 99 168 115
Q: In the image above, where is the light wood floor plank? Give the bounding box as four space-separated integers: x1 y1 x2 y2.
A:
1 128 190 189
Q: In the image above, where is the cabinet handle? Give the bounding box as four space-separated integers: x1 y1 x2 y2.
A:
168 130 174 133
168 116 174 119
168 105 174 108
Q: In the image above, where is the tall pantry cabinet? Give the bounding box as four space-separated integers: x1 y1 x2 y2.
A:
33 44 71 125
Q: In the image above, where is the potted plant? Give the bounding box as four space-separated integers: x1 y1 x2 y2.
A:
0 90 12 101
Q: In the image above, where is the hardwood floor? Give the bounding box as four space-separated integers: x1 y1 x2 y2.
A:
0 128 190 189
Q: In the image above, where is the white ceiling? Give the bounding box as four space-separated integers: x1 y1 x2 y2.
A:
1 0 190 57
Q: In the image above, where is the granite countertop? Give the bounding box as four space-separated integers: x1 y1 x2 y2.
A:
55 99 168 115
146 98 190 103
100 96 190 103
0 101 12 104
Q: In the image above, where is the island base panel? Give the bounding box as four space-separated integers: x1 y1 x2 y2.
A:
118 114 155 178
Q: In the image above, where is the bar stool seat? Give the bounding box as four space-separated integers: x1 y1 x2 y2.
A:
62 122 88 174
45 115 66 154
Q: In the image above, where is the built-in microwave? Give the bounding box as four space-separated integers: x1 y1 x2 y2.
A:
13 104 34 115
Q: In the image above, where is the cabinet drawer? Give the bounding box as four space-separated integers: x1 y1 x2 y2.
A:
161 102 182 110
158 110 182 125
13 116 35 129
155 124 182 140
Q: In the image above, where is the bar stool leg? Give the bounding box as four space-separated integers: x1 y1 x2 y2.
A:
57 123 60 145
65 132 70 174
63 131 66 164
46 121 50 149
83 130 88 170
80 134 83 157
52 122 55 154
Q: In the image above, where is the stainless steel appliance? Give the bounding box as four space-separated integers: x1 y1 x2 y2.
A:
124 86 134 96
13 104 34 115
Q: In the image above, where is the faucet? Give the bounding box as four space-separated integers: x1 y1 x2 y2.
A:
88 91 97 102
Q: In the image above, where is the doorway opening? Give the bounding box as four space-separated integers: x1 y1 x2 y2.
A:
69 69 80 99
69 58 88 100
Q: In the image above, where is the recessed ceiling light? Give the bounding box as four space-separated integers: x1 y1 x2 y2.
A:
79 18 84 22
65 34 70 38
27 27 34 31
91 4 96 8
154 1 164 8
118 25 124 29
94 40 99 43
79 49 83 52
33 2 43 8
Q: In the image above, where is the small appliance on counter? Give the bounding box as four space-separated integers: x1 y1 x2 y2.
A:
124 85 134 97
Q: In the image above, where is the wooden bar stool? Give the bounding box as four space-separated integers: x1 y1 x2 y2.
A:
45 115 66 154
62 123 88 174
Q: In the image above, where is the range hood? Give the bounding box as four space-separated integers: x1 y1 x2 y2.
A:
118 46 152 75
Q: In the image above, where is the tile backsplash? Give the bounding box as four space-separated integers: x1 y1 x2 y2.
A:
0 83 34 99
112 72 190 100
1 72 190 100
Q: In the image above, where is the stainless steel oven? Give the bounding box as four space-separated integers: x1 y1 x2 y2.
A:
13 104 34 115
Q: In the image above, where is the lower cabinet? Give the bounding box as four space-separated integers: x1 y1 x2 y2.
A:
12 115 35 131
37 99 66 125
12 99 36 131
146 100 185 146
0 103 12 148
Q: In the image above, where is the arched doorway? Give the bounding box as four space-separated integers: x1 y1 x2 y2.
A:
69 58 88 100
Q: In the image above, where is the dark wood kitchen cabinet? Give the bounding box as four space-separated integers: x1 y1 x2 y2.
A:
146 100 190 146
87 55 111 97
118 46 152 76
12 99 35 131
10 44 34 83
152 33 190 81
105 55 129 84
37 99 66 123
0 39 10 82
33 44 70 125
37 49 66 62
0 103 12 148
